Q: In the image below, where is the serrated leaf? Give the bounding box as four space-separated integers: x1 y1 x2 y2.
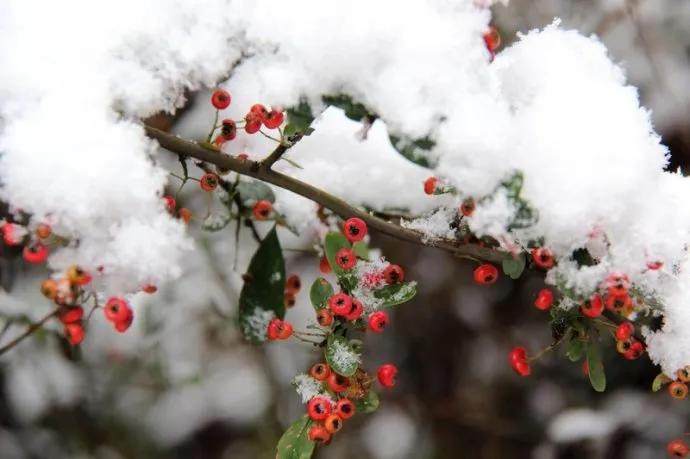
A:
586 342 606 392
310 277 334 311
276 415 315 459
373 282 417 308
239 226 286 343
652 373 672 392
502 254 526 280
566 339 586 362
202 214 231 232
237 180 275 205
325 335 360 377
284 100 315 137
388 134 436 167
354 390 380 414
352 241 369 260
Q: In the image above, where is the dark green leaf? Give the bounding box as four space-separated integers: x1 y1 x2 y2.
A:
237 180 275 205
322 94 374 122
178 155 188 180
572 248 598 267
388 134 436 167
324 232 351 277
239 227 286 343
352 241 369 260
373 282 417 308
502 254 526 280
309 277 334 311
284 100 315 137
566 339 586 362
354 390 380 414
325 335 360 377
276 415 315 459
586 342 606 392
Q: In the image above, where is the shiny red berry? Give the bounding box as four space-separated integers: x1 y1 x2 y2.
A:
104 297 130 323
368 311 388 333
59 306 84 324
647 261 663 271
329 293 353 316
67 265 92 286
483 26 501 51
335 248 356 270
383 264 404 284
114 308 134 333
327 372 350 393
335 398 355 420
669 381 688 400
531 247 555 269
534 288 554 311
308 425 331 444
263 110 284 129
286 274 301 294
23 243 49 264
220 118 237 140
623 340 645 360
580 294 604 318
317 309 334 327
200 173 219 192
319 256 332 274
253 200 273 220
423 177 438 195
249 104 269 121
615 322 634 341
509 346 530 377
310 363 331 381
244 113 262 134
605 293 633 314
267 318 293 340
211 89 231 110
307 396 332 421
2 223 23 246
377 363 398 388
324 414 343 434
344 299 364 321
64 323 85 345
343 217 368 242
473 263 498 285
667 439 690 457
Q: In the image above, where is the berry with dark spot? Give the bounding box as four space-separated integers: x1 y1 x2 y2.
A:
383 264 404 284
580 294 604 318
317 309 334 327
327 372 350 393
335 248 356 270
324 414 343 434
308 425 331 444
368 311 388 333
211 89 231 110
310 363 331 381
531 247 555 269
307 396 332 421
667 439 690 458
669 381 688 400
253 200 273 220
343 217 367 242
335 398 355 420
473 263 498 285
104 297 130 323
329 293 353 316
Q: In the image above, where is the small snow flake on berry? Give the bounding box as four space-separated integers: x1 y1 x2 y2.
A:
263 109 285 129
307 396 333 421
211 89 231 110
423 176 438 195
668 439 690 458
104 297 131 323
473 263 498 285
377 363 398 388
509 346 531 377
368 310 388 333
669 381 688 400
343 217 368 242
329 293 353 316
308 425 331 444
310 363 331 381
64 323 85 345
327 372 350 393
531 247 555 269
335 248 356 270
253 200 273 221
534 288 554 311
23 243 49 264
383 264 404 284
335 398 355 420
317 308 334 327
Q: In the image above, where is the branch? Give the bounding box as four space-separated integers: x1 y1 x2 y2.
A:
145 125 508 264
0 307 60 356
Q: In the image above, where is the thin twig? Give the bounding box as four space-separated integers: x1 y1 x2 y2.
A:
0 307 60 355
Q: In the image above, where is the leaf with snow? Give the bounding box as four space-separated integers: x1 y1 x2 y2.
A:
237 180 275 206
325 335 361 377
374 282 417 309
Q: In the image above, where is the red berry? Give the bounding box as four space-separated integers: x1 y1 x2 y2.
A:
335 398 355 420
23 243 49 264
483 26 501 51
580 294 604 318
623 340 645 360
368 311 388 333
324 414 343 434
615 322 634 341
220 118 237 140
377 363 398 388
253 200 273 220
249 104 269 121
59 306 84 324
307 396 332 421
423 177 438 195
200 172 219 192
343 217 368 242
163 195 176 213
267 318 293 340
211 89 231 110
473 263 498 285
244 113 262 134
460 198 475 217
668 439 690 457
509 346 530 377
383 264 404 284
114 308 134 333
308 425 331 444
143 284 158 294
64 323 85 345
67 265 92 286
286 274 301 294
327 372 350 393
40 279 58 299
335 248 356 270
581 360 589 376
104 297 130 323
605 293 633 314
319 256 332 274
531 247 555 269
35 224 52 239
178 208 192 225
605 273 630 297
263 110 285 129
669 381 688 400
317 309 334 327
344 299 364 321
329 293 353 316
2 223 23 246
647 261 663 271
534 288 554 311
310 363 331 381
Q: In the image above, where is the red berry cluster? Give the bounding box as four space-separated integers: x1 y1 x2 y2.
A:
103 297 134 333
2 221 53 265
162 195 192 224
40 264 93 345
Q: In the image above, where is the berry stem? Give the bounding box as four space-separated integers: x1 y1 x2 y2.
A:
0 307 61 356
206 109 220 143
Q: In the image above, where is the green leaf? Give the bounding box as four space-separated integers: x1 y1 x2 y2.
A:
652 373 672 392
373 282 417 308
201 214 231 232
322 94 374 122
388 134 436 167
502 254 526 280
309 277 334 311
237 180 275 205
284 100 315 137
354 390 380 414
276 415 315 459
586 342 606 392
325 335 361 377
566 339 586 362
352 241 369 260
238 226 286 343
324 232 351 277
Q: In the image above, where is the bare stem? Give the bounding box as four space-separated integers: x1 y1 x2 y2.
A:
0 307 60 356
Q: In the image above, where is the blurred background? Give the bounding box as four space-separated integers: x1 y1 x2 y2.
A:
0 1 689 458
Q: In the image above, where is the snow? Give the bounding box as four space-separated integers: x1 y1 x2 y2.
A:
330 340 361 370
291 374 333 404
